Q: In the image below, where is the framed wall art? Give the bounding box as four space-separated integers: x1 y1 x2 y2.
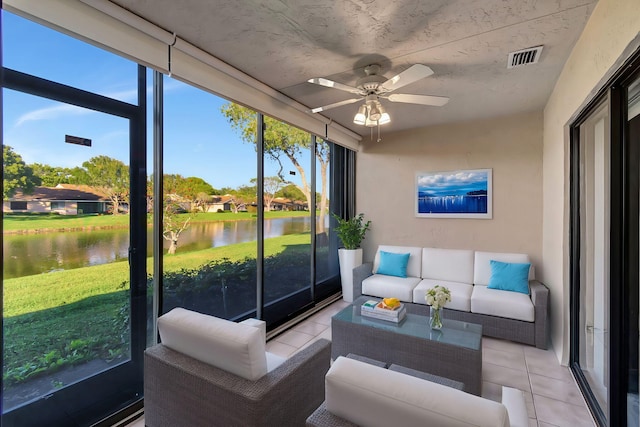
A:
415 169 492 219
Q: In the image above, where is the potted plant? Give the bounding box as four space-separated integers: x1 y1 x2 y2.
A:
332 213 371 302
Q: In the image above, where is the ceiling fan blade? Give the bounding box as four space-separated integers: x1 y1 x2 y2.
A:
307 78 362 95
309 98 361 113
387 93 449 106
379 64 434 93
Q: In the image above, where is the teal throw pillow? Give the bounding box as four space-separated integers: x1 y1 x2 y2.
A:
487 260 531 294
377 251 411 278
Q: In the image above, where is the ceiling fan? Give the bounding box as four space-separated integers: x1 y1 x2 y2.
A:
307 64 449 128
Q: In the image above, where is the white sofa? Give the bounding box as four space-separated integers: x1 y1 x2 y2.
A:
352 246 549 349
306 356 529 427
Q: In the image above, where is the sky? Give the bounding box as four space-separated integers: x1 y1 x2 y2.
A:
416 170 489 196
2 11 312 190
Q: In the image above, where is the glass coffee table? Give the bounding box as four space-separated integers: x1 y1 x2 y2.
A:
331 301 483 395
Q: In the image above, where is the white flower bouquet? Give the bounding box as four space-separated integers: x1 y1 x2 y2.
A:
425 285 451 309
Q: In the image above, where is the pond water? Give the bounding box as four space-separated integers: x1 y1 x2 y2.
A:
3 216 317 279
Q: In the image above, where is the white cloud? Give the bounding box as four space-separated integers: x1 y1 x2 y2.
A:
15 103 92 126
417 171 486 186
15 80 189 127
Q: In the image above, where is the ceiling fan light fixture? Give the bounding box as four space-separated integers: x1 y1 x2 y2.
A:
368 103 382 121
353 104 367 125
379 112 391 125
364 116 377 127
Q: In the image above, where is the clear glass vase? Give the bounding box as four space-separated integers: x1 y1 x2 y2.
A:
430 306 443 330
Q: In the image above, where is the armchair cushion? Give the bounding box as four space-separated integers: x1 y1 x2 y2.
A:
158 307 268 381
325 356 510 427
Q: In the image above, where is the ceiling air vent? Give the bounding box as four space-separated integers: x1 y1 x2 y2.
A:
507 46 544 69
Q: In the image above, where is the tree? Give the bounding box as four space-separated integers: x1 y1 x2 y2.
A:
162 200 193 254
275 184 306 201
226 184 256 213
161 174 216 212
180 177 216 212
250 176 283 211
3 145 41 199
30 163 89 187
82 155 129 215
221 103 331 223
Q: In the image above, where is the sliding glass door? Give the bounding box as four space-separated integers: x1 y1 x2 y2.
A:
626 73 640 426
1 72 147 426
2 12 147 425
570 52 640 427
572 97 610 419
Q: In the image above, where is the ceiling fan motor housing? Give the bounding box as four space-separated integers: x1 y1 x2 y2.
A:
356 64 387 93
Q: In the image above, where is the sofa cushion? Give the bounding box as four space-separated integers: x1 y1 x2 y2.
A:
325 356 510 427
362 274 421 302
487 260 531 294
474 251 533 286
373 245 423 278
377 251 411 277
422 247 475 284
471 286 535 322
158 307 268 380
413 279 473 312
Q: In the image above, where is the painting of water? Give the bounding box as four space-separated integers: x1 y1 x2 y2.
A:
415 169 492 218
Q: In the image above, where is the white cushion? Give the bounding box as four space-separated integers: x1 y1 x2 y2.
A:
265 351 286 372
373 245 423 278
362 274 421 302
471 286 535 322
325 356 510 427
422 247 475 284
501 387 529 427
239 318 267 342
158 308 268 380
413 279 473 312
474 251 533 286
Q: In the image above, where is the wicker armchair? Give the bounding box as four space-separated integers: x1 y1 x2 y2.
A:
144 338 331 427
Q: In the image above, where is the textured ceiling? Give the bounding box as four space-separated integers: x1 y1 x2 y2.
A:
113 0 597 137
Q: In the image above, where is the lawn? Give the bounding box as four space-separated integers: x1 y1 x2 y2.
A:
2 211 311 232
2 232 311 386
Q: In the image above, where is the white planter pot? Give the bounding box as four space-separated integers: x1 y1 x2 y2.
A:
338 248 363 303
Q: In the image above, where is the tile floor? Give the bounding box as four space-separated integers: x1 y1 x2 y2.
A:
126 299 596 427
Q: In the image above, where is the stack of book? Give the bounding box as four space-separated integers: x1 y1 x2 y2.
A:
361 299 407 323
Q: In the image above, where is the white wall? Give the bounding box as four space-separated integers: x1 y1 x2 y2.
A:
356 110 543 270
543 0 640 364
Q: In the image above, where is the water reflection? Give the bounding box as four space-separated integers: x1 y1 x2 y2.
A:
3 217 319 279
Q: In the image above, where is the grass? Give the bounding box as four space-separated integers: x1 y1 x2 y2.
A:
2 210 311 232
2 233 311 386
4 233 310 317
